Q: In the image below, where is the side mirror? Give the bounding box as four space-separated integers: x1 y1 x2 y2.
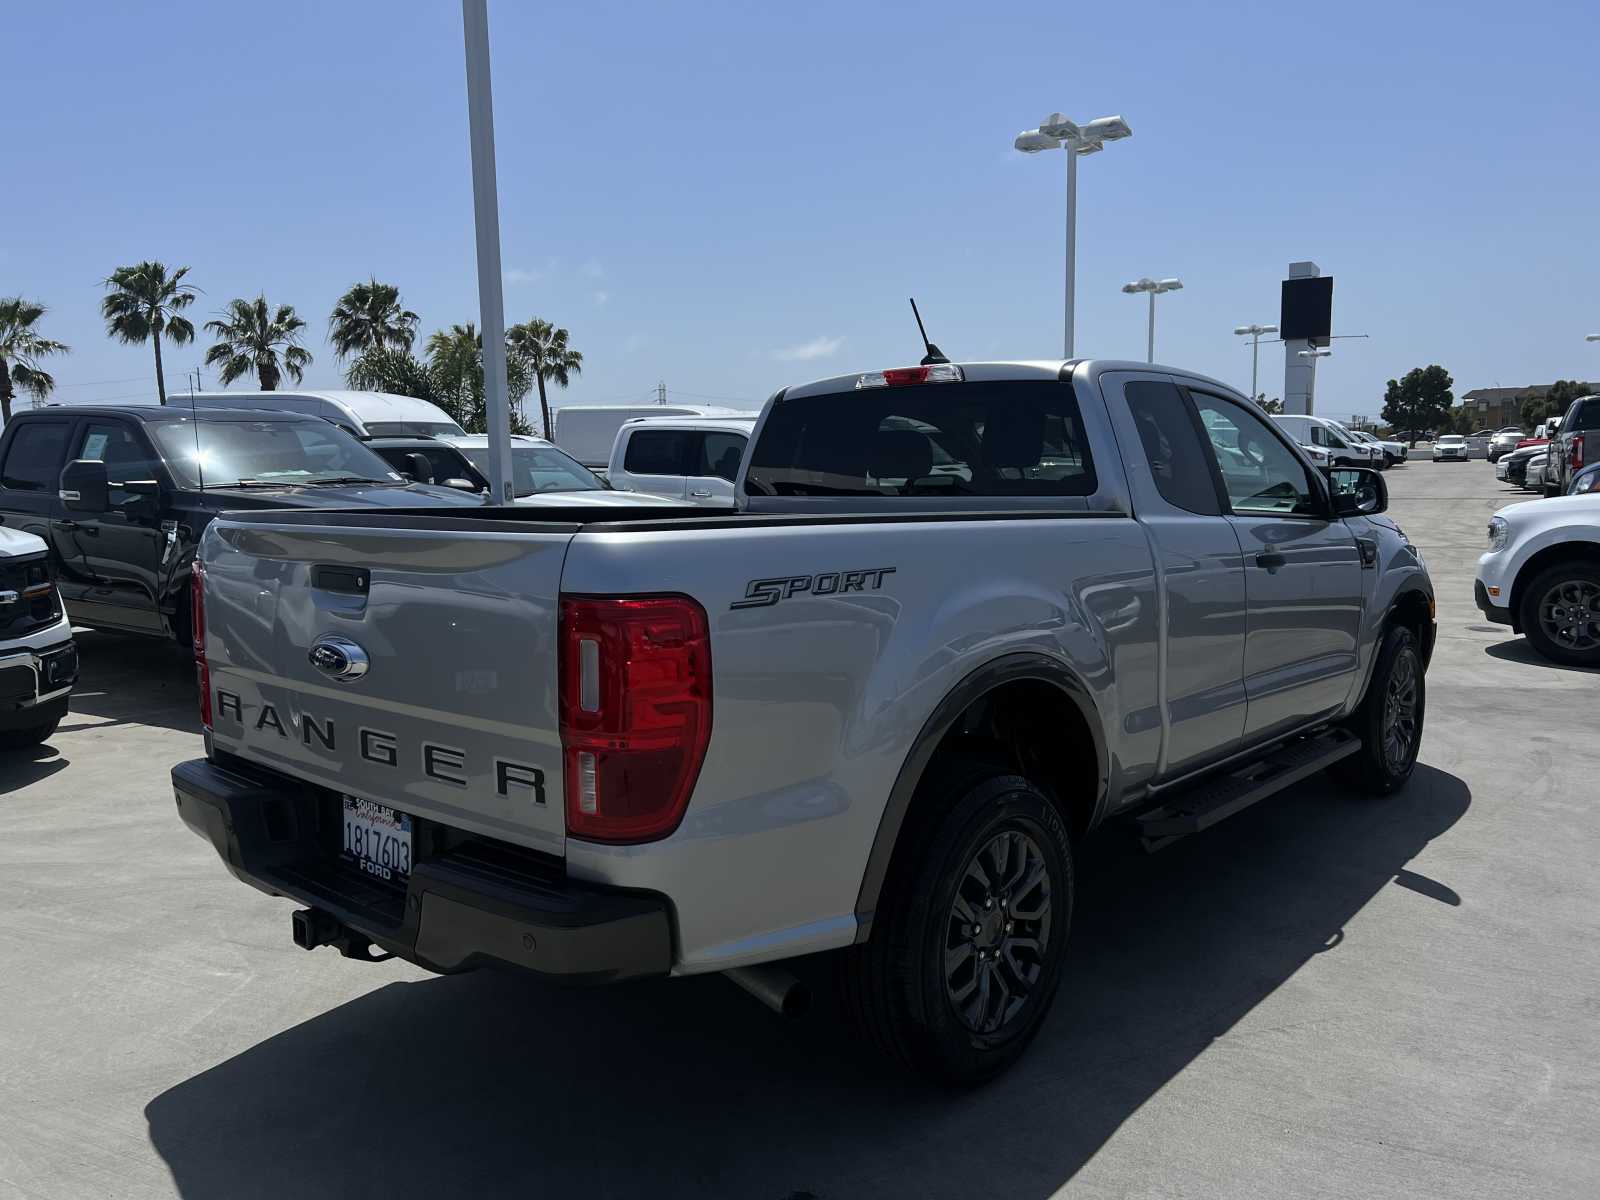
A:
59 459 110 513
402 453 433 484
441 477 477 491
1328 467 1387 516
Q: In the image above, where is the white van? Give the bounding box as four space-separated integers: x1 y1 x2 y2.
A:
183 390 464 439
606 415 757 505
553 404 744 471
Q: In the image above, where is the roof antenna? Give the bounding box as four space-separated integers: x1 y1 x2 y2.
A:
909 298 949 366
188 371 204 491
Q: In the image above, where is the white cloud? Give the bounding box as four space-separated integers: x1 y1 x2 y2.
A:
593 290 610 306
774 335 845 362
580 259 605 280
622 333 648 354
505 266 542 286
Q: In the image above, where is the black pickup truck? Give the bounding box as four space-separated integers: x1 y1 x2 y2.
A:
0 406 484 645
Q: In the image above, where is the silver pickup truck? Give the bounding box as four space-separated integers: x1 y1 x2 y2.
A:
172 359 1435 1083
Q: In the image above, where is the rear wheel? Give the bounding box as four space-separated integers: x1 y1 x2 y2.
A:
0 720 59 750
840 768 1074 1085
1519 562 1600 668
1333 624 1424 795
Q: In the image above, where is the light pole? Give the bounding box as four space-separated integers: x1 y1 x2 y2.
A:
462 0 514 505
1014 113 1133 358
1233 322 1277 404
1121 277 1182 363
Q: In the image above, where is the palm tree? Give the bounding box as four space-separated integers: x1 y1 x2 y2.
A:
506 318 582 439
101 261 197 405
424 324 532 433
345 347 442 403
0 298 70 424
328 278 418 359
203 296 313 390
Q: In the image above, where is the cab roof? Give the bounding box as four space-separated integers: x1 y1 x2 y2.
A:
29 404 321 424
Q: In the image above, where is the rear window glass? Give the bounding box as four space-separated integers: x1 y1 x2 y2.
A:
745 380 1096 498
363 421 466 438
1 422 71 492
1565 399 1600 432
624 430 691 476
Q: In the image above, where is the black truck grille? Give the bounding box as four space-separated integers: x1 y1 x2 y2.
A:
0 556 62 638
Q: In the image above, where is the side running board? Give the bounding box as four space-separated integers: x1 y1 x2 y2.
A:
1135 728 1362 851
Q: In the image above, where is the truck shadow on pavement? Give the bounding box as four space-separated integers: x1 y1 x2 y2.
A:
145 765 1469 1200
1484 638 1600 675
59 629 200 737
0 744 66 795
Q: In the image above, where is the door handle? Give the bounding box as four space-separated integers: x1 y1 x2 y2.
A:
58 520 80 532
1254 551 1287 570
689 490 713 498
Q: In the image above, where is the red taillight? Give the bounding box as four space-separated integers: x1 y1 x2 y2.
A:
191 561 210 730
1571 434 1584 471
558 595 712 843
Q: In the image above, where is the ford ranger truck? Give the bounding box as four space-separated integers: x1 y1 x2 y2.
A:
172 359 1436 1083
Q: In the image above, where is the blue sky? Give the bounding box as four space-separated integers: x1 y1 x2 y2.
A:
6 0 1598 424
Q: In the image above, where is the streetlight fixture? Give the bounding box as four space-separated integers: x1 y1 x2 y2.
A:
1587 334 1600 342
1298 348 1332 358
1233 322 1278 405
1121 277 1182 363
1014 112 1133 358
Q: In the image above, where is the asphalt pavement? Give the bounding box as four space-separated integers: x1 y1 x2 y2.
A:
1 455 1595 1199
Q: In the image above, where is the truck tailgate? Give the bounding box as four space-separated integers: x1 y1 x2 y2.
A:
202 518 573 857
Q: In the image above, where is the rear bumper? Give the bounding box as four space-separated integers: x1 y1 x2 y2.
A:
1475 579 1514 627
171 756 673 984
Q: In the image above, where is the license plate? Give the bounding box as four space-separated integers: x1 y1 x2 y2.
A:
341 796 413 882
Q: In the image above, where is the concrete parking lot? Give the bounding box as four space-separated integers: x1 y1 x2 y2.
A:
2 456 1595 1200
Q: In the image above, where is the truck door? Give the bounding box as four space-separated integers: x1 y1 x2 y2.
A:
616 428 690 500
685 429 745 505
0 417 73 585
1185 389 1364 742
60 419 169 634
1104 374 1248 777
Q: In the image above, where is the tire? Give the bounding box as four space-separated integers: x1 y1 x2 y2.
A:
1518 561 1600 668
0 719 59 750
1333 624 1424 795
1383 454 1396 469
839 767 1074 1086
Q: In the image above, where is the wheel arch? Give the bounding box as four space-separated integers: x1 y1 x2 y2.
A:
852 652 1107 943
1509 541 1600 629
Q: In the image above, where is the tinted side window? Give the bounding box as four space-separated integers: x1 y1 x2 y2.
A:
1124 381 1220 516
77 422 162 504
746 380 1095 498
697 432 747 483
1 422 71 492
624 430 691 475
1568 399 1600 432
1189 392 1321 517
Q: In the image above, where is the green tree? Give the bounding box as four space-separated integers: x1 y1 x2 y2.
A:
422 323 532 433
100 261 197 405
328 278 418 360
506 318 583 439
344 346 443 403
0 298 70 424
1523 379 1596 428
203 295 313 390
1380 364 1454 447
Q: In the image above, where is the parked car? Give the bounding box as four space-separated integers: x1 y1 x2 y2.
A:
1432 434 1470 462
0 527 77 749
1479 492 1600 666
1348 429 1407 468
174 357 1434 1084
185 390 465 438
1501 442 1546 487
552 404 746 472
1567 461 1600 495
1273 414 1378 467
366 437 488 493
439 433 682 505
1547 394 1600 498
1488 428 1526 462
1525 451 1550 491
607 416 757 505
0 407 486 644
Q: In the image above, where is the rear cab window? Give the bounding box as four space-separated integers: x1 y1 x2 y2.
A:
745 380 1095 498
624 430 692 476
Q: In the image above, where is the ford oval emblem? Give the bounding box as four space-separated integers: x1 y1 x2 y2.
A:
308 636 370 683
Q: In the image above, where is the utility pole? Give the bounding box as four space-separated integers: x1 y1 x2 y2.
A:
657 380 667 405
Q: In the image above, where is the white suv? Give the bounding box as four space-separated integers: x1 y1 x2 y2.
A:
607 416 756 505
1478 493 1600 666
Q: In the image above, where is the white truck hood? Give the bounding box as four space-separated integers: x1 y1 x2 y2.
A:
0 527 48 558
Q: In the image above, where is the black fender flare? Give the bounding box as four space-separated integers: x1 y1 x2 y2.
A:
851 652 1107 942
